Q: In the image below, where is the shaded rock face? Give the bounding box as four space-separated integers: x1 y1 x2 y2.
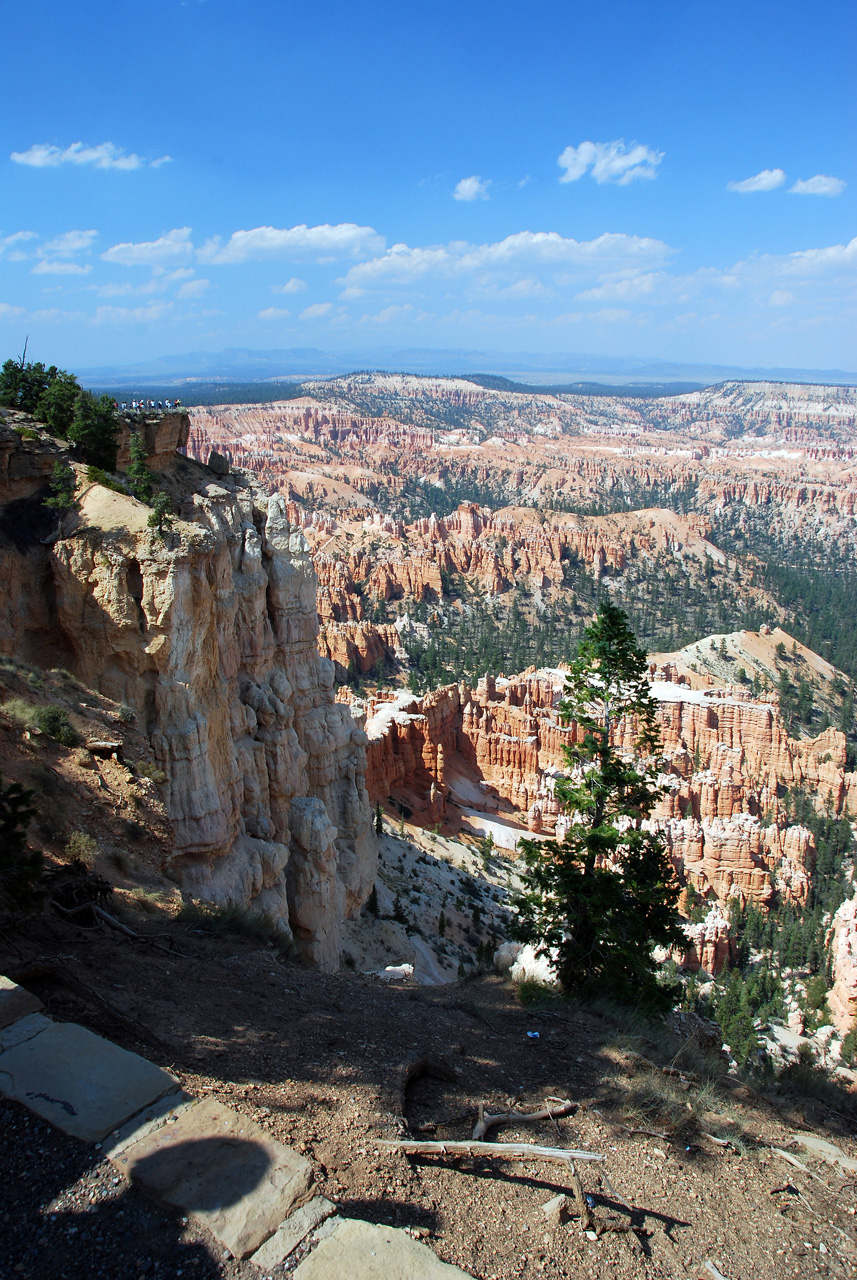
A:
0 440 376 971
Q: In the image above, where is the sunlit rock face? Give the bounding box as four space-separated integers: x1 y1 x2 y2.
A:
356 663 857 923
0 429 376 972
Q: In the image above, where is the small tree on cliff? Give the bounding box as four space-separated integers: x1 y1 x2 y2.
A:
126 429 154 504
512 601 684 1009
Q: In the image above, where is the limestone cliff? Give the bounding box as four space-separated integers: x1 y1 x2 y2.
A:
0 411 377 971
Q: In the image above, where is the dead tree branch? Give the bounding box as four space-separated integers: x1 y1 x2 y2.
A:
472 1099 575 1140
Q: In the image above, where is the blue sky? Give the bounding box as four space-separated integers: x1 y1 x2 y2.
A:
1 0 854 373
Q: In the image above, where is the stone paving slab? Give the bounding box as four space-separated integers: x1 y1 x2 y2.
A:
292 1219 474 1279
112 1097 315 1259
0 1011 52 1053
103 1092 197 1160
0 976 43 1029
0 1021 179 1142
250 1195 335 1269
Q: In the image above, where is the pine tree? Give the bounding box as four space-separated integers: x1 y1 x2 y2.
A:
68 391 119 471
512 601 684 1009
126 430 154 504
0 773 42 911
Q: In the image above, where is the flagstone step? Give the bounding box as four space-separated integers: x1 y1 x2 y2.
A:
292 1218 474 1279
0 1020 179 1142
250 1195 336 1269
111 1096 315 1259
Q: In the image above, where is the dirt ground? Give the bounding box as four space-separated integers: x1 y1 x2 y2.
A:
3 909 857 1280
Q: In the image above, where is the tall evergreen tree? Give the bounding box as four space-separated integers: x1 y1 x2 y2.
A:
512 601 684 1008
68 391 119 471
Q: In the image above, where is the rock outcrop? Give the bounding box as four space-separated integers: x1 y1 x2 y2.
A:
0 416 377 971
828 895 857 1035
354 665 857 924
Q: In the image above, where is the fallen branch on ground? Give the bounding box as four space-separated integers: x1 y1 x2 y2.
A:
472 1098 575 1140
378 1139 604 1164
93 905 188 955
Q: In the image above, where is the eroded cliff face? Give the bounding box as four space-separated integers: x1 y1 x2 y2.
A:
0 417 376 971
355 665 856 923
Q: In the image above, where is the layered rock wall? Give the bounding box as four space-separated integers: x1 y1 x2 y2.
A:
358 666 857 917
0 421 376 971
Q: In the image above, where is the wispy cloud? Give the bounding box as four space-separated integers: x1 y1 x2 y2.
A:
341 230 672 288
727 168 786 193
299 302 334 320
11 142 171 171
102 228 193 266
790 174 845 197
272 277 306 294
177 278 210 299
41 230 98 256
258 307 292 320
576 272 661 301
199 224 384 264
0 231 37 257
558 140 663 185
32 260 92 275
93 303 173 324
453 175 490 201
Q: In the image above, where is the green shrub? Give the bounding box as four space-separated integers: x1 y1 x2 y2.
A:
147 491 174 536
840 1027 857 1066
177 900 283 943
135 760 166 784
86 466 126 495
3 697 38 729
34 705 79 748
65 830 99 868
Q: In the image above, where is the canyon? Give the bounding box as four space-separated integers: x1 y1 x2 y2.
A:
3 372 857 1029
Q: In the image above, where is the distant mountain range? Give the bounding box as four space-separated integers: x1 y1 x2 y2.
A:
77 346 857 389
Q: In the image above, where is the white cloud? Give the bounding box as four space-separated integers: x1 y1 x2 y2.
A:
93 303 172 324
555 307 632 324
0 303 25 319
40 229 98 257
272 277 306 294
358 304 433 324
199 224 384 264
258 307 292 320
727 168 787 193
299 302 334 320
453 175 490 201
790 174 846 197
10 141 170 171
558 140 663 185
576 272 660 301
342 230 672 288
95 268 196 298
0 231 37 256
769 290 795 307
177 278 210 299
32 260 92 275
102 228 194 266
